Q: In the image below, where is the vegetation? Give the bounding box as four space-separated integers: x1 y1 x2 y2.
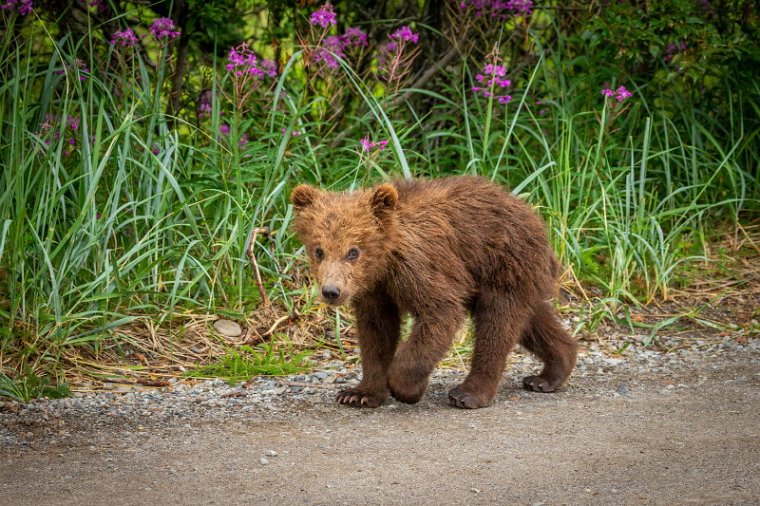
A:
1 0 758 398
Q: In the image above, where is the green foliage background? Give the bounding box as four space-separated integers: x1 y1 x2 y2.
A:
0 0 758 394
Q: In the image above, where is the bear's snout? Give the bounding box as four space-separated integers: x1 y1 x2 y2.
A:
321 284 341 304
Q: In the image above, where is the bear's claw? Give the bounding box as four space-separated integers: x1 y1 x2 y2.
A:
523 375 562 392
448 387 494 409
336 388 385 408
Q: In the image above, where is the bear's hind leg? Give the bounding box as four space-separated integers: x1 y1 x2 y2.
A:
520 301 577 392
448 294 529 409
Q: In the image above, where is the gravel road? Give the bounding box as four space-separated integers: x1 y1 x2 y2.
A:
2 337 759 505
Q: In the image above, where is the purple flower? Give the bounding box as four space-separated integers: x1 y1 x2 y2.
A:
280 127 303 137
151 145 160 155
55 60 89 81
459 0 532 20
111 28 139 47
309 3 336 28
602 85 632 103
506 0 533 15
664 40 687 63
341 27 368 48
197 90 212 119
472 62 512 103
390 26 419 44
149 17 181 41
360 137 388 153
312 29 368 70
67 116 80 131
219 124 230 135
2 0 33 15
614 85 632 101
226 44 276 80
313 36 345 69
260 59 277 78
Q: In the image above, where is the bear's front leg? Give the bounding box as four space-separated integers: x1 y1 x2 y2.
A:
337 293 400 408
388 308 465 404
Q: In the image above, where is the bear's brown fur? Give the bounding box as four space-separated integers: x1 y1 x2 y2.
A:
291 176 577 409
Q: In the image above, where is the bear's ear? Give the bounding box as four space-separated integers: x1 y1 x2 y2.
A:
370 183 398 221
291 184 320 211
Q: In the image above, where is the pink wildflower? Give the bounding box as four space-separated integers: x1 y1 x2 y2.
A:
360 137 388 153
390 26 419 44
149 17 181 41
309 3 336 28
601 85 633 103
472 62 512 104
111 28 139 47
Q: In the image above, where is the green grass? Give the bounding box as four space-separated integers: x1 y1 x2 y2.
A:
0 12 758 400
183 344 312 384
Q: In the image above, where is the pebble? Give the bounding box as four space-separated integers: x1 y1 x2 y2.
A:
213 319 242 338
259 457 269 465
265 449 278 457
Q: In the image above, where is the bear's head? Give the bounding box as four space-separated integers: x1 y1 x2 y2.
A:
290 183 398 306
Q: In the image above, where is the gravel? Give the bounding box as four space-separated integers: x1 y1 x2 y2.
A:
1 334 758 451
1 332 759 505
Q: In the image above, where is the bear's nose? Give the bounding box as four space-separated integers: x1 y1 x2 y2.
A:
321 285 341 302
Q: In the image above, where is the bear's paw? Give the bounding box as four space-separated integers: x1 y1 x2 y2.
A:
336 388 386 408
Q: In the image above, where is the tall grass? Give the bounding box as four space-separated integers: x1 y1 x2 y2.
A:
0 12 758 393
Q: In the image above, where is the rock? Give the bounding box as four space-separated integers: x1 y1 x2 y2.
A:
616 383 632 397
213 319 242 338
259 457 269 465
265 449 278 457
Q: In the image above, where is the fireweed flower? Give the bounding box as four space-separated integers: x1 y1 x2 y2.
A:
377 26 420 81
390 25 419 44
197 90 212 120
313 35 344 69
664 40 687 63
111 28 139 47
472 63 512 104
149 17 181 41
67 115 80 132
281 128 302 137
56 60 90 82
312 27 368 71
309 3 336 28
341 27 368 48
2 0 33 15
226 44 276 80
458 0 533 20
602 85 632 103
506 0 533 15
360 137 389 153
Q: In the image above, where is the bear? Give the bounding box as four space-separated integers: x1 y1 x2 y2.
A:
290 175 577 409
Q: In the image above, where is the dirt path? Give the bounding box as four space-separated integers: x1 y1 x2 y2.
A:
2 347 759 505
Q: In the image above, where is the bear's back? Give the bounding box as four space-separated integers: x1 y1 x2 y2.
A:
387 176 555 302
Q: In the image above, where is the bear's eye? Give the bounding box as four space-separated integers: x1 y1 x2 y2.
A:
346 247 360 261
314 247 324 261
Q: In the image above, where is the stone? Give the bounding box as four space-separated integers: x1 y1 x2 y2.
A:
213 319 242 338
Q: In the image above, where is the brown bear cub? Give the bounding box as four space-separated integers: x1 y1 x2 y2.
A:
290 176 577 409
